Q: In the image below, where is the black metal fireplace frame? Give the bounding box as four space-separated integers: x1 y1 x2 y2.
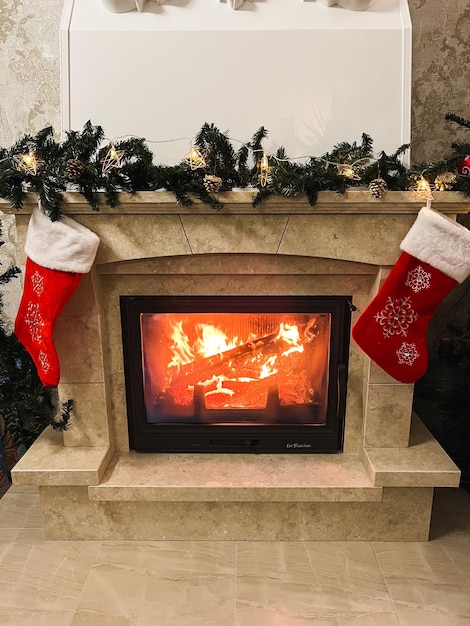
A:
120 295 352 453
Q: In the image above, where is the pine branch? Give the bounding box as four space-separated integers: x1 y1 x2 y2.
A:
445 112 470 130
35 178 65 221
249 127 269 155
252 187 273 207
0 266 20 285
51 399 73 432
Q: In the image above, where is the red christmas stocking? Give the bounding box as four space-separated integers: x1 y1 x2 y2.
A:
352 207 470 383
14 206 99 387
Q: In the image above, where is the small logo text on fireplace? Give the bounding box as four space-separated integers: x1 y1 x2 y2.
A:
286 443 312 449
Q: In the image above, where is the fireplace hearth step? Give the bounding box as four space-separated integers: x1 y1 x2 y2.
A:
87 452 382 503
11 415 460 501
11 429 112 487
363 415 460 488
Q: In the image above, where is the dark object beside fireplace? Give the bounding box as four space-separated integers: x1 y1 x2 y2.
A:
120 296 352 453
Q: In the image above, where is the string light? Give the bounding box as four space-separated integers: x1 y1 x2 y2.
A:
411 175 434 207
12 151 44 175
185 145 206 170
106 132 386 179
258 152 272 187
337 164 361 180
101 146 124 175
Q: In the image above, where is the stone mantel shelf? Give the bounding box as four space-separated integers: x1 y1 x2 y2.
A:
1 190 469 215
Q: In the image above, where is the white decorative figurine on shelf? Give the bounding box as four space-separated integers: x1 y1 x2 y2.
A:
219 0 249 9
100 0 171 13
101 0 145 12
316 0 373 9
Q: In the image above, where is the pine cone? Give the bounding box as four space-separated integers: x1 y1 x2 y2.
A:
65 158 86 181
434 172 457 191
368 178 388 199
203 174 223 193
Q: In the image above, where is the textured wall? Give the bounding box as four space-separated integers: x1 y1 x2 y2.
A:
0 0 469 161
0 0 63 146
409 0 470 162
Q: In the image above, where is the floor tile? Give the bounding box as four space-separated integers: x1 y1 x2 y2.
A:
0 607 75 626
0 540 100 613
373 540 470 625
75 541 236 625
235 542 399 624
0 485 42 529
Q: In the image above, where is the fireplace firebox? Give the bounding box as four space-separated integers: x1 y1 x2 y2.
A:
120 296 352 453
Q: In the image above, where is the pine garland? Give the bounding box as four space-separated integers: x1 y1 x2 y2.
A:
0 116 469 220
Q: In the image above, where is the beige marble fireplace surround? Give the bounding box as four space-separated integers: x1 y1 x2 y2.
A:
9 191 465 541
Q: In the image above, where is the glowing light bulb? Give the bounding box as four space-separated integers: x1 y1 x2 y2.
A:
185 145 206 170
258 152 272 187
337 164 361 180
12 151 43 175
101 145 124 174
260 153 269 172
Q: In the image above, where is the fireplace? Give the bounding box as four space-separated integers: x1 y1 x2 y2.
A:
121 295 352 453
9 192 462 542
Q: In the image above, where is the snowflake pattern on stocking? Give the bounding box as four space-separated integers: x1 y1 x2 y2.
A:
38 350 50 373
396 342 420 366
31 270 45 296
374 297 418 338
405 265 431 293
24 302 44 343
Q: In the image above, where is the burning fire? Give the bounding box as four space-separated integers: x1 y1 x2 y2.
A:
159 316 317 409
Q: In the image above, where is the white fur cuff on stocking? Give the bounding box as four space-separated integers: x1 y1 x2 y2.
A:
400 207 470 284
25 206 100 274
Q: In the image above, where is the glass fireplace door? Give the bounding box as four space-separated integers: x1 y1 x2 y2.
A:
121 296 352 453
141 312 331 425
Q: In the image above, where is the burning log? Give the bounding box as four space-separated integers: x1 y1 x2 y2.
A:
169 330 280 391
168 319 317 395
204 373 283 409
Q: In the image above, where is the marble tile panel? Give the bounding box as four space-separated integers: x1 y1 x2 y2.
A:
54 314 105 384
373 540 470 626
385 605 470 626
89 451 380 502
38 486 433 542
74 541 235 626
280 215 414 265
363 383 414 448
0 486 42 530
0 528 46 542
11 429 111 486
0 539 99 613
84 215 191 264
364 416 460 487
366 359 403 385
343 343 367 454
432 529 470 580
98 253 376 277
106 370 130 454
235 542 399 625
60 383 110 448
181 215 288 255
0 608 75 626
61 271 98 317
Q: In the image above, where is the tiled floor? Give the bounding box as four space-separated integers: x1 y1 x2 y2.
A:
0 486 469 625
